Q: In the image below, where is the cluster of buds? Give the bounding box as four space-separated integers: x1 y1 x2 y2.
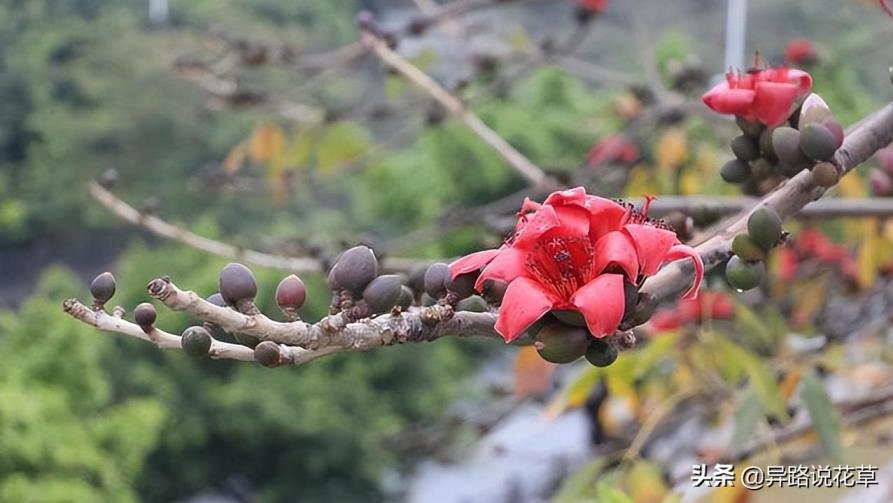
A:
727 206 783 291
720 94 843 193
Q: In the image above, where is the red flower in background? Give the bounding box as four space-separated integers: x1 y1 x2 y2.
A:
648 290 735 331
882 0 893 17
702 66 812 128
585 135 640 169
784 38 818 66
450 187 703 342
577 0 608 13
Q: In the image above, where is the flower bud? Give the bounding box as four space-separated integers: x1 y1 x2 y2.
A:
731 135 760 162
731 234 767 262
396 286 414 309
799 124 837 161
275 274 306 311
585 339 618 367
772 127 809 170
207 292 226 307
869 169 893 196
328 245 378 293
534 322 590 364
254 340 282 368
407 263 429 297
552 310 587 327
134 302 157 328
423 262 450 298
447 272 478 300
456 295 488 312
750 158 774 181
725 255 766 291
90 272 116 305
363 274 404 314
622 282 639 321
798 93 832 127
812 162 839 188
481 279 508 304
822 119 844 149
629 293 657 326
747 206 783 250
219 263 257 307
736 116 764 138
759 128 777 160
181 326 213 357
720 159 750 183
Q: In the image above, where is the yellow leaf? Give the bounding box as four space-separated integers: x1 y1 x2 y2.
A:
625 461 668 503
856 218 880 289
514 346 555 398
655 128 688 170
837 169 867 198
249 123 286 164
222 142 247 173
624 165 661 197
678 169 701 195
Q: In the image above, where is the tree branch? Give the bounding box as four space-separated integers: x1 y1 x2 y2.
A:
360 29 554 188
642 101 893 301
87 181 419 273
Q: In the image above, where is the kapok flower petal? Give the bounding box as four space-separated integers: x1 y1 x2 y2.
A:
593 230 639 281
554 205 590 237
787 68 813 97
475 246 528 290
494 277 557 342
570 273 626 338
449 248 501 278
702 85 756 115
752 81 800 128
664 244 704 299
513 204 560 248
623 224 678 276
543 187 588 207
587 198 629 240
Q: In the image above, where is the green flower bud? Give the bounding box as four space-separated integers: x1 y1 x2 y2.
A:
456 295 488 312
720 159 751 183
181 326 213 357
747 206 783 250
799 124 837 161
725 255 766 291
585 339 619 367
812 162 839 188
731 135 760 162
731 234 767 262
535 322 590 364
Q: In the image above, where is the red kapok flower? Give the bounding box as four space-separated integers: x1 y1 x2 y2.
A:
647 290 734 332
882 0 893 17
449 187 703 342
784 38 818 66
577 0 608 13
702 65 812 128
585 135 640 170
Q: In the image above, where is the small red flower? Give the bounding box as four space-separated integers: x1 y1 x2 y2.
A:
577 0 608 13
702 65 812 128
784 38 818 66
449 187 703 342
648 290 734 332
585 135 640 169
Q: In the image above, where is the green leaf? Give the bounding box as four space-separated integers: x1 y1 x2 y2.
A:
316 122 370 172
731 388 762 450
596 483 635 503
552 459 607 503
800 372 844 463
712 337 789 421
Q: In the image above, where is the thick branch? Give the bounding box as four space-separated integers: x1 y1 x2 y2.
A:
360 29 553 188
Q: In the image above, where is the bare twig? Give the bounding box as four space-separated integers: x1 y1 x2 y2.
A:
360 29 554 188
87 181 419 273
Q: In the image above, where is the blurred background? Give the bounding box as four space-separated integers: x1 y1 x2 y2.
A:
2 0 893 502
